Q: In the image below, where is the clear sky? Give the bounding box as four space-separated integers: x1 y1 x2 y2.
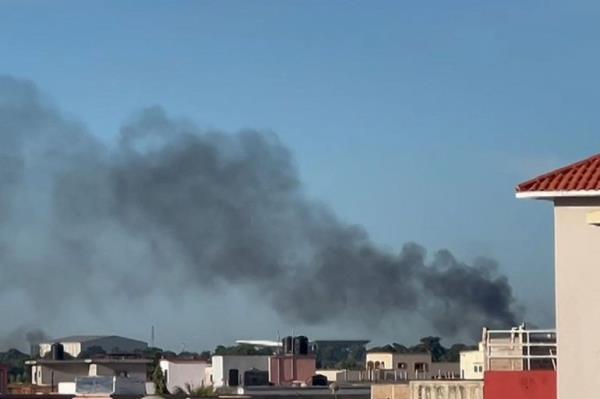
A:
1 0 599 351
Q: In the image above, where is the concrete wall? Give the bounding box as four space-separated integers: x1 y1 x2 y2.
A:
33 363 89 386
32 362 148 387
366 353 431 374
39 343 81 358
409 380 483 399
366 353 394 370
159 360 208 393
460 350 484 379
211 355 269 388
316 369 363 383
554 197 600 398
269 355 316 385
373 381 483 399
93 363 147 380
371 383 410 399
484 371 556 399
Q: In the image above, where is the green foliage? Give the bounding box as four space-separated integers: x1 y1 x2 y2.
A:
213 344 272 356
151 363 167 394
367 337 477 362
0 348 30 382
316 342 367 369
174 383 217 397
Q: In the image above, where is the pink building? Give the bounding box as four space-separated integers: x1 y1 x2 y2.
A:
269 354 316 386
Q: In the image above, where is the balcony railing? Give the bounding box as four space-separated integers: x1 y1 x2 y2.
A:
484 328 557 371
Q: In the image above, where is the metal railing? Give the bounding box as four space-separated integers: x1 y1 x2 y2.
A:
484 327 557 371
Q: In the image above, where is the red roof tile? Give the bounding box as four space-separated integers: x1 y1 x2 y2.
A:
516 153 600 194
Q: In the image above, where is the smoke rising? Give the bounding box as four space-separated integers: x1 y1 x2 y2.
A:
0 76 521 344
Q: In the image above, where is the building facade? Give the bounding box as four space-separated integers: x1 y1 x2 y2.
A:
26 358 151 387
159 359 209 393
516 153 600 399
460 347 484 380
366 352 459 380
269 354 316 385
210 355 270 388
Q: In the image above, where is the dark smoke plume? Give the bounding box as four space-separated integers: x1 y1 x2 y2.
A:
0 76 522 339
0 326 48 352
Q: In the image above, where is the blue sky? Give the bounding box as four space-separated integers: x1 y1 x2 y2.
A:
1 0 599 349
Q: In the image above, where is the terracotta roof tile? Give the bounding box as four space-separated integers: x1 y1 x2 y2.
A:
516 153 600 193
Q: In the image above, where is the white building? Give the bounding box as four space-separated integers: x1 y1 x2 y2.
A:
26 358 152 386
159 359 209 393
210 355 269 388
38 335 148 358
517 153 600 399
460 344 484 380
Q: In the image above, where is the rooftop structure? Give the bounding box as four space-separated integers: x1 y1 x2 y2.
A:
26 358 152 388
37 335 148 358
516 153 600 197
516 152 600 399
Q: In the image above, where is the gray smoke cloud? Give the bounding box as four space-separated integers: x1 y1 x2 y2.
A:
0 326 48 352
0 76 522 344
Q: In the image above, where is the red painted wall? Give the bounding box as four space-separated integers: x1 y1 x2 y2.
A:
269 355 316 386
484 371 556 399
0 364 8 394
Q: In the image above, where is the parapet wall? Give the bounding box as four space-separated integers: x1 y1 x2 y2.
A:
484 371 556 399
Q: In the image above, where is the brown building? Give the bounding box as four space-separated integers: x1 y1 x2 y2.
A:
269 354 317 385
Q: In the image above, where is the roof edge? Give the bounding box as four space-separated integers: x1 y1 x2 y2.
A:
516 190 600 199
516 152 600 193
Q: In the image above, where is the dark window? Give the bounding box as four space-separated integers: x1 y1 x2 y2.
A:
228 369 239 387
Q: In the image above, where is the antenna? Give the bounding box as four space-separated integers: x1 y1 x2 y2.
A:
151 326 155 348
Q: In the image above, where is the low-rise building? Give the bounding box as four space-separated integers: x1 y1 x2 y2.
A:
269 354 316 385
159 358 209 393
366 352 458 380
210 355 270 388
26 358 152 388
460 344 484 380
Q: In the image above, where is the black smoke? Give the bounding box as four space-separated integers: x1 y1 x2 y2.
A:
0 76 522 340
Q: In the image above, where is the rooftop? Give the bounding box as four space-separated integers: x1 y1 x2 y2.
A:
25 358 153 365
40 335 146 344
516 153 600 198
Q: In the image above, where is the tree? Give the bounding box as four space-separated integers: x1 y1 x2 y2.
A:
151 363 167 394
213 344 272 356
174 383 217 397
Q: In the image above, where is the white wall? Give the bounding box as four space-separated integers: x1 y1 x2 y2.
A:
159 360 208 393
211 355 269 388
554 198 600 399
460 350 484 380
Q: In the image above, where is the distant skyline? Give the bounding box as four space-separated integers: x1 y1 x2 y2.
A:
1 0 600 352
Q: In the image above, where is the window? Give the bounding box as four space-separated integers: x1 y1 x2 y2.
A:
414 363 428 372
473 366 478 372
397 363 407 369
